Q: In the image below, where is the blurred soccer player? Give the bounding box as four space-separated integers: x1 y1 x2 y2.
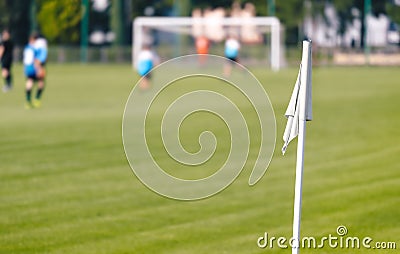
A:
32 33 48 107
223 35 241 77
23 35 39 109
195 36 210 65
136 45 157 90
0 29 14 92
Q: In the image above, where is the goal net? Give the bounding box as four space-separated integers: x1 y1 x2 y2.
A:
132 17 282 71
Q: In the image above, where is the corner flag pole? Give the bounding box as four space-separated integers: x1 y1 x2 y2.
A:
292 39 312 254
282 39 312 254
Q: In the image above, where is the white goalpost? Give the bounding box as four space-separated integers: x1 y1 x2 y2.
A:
132 17 282 71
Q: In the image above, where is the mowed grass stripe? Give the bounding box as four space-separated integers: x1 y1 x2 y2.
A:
2 181 292 253
29 194 293 254
1 65 399 253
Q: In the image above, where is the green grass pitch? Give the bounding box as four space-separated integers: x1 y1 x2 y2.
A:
0 64 399 253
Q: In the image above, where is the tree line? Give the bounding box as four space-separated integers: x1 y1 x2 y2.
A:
0 0 398 46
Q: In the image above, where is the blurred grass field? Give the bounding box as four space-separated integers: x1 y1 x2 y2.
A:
0 64 399 254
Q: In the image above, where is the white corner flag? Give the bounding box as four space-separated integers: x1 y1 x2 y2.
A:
282 41 313 155
282 39 312 254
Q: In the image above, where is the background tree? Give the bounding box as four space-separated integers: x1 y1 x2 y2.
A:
0 0 11 30
2 0 398 47
386 0 400 24
274 0 304 44
36 0 81 44
0 0 30 45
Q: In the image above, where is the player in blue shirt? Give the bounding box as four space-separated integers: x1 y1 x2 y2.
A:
223 35 241 77
32 33 48 107
23 35 39 109
136 45 157 90
34 37 48 66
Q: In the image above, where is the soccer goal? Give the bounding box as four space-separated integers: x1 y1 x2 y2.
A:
132 17 282 71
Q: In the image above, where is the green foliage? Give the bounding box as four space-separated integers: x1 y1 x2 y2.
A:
6 0 30 45
386 1 400 24
4 0 400 46
36 0 81 44
0 1 10 30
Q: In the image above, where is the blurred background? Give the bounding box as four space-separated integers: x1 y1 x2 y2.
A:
1 2 399 253
0 0 399 66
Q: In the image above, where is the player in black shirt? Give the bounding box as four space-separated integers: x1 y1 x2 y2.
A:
0 29 13 92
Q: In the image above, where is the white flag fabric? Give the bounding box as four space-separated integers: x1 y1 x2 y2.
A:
282 64 312 155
